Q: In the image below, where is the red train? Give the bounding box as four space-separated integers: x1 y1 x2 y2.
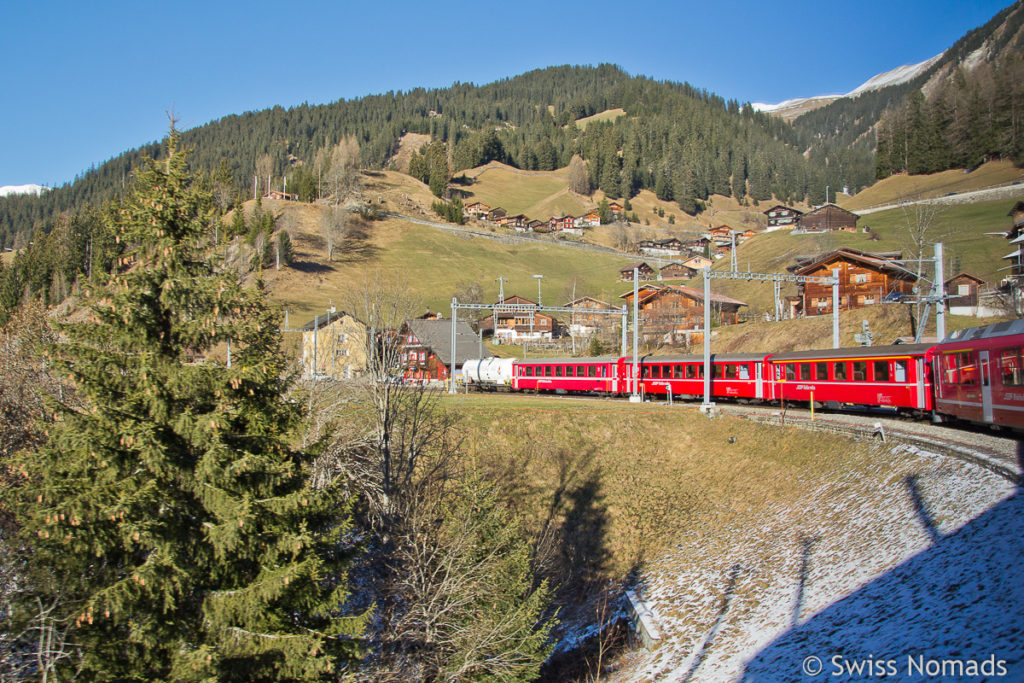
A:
462 319 1024 430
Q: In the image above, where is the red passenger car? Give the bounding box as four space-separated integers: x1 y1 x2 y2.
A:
931 319 1024 429
766 344 934 413
634 354 769 401
513 356 622 394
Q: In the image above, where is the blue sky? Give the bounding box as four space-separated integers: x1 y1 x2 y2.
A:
0 0 1013 188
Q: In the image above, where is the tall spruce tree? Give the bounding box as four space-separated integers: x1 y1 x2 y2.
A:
8 129 365 680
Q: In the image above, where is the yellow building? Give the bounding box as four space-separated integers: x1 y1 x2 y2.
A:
300 310 368 379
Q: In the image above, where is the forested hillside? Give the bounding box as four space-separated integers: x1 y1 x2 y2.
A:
795 1 1024 181
1 65 837 248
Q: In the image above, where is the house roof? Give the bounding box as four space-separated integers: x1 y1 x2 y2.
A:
763 205 803 216
800 203 860 220
404 319 491 365
564 296 614 308
787 248 915 279
621 262 654 272
299 310 360 331
944 272 986 285
618 283 747 307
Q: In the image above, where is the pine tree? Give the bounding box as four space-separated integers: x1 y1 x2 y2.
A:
7 129 365 680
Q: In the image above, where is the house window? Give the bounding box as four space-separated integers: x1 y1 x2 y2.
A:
337 333 348 343
957 284 971 296
853 273 869 284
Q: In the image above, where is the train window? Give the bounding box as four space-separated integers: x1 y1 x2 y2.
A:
555 366 563 377
524 366 533 377
834 362 848 381
673 365 684 379
544 366 552 377
642 365 650 378
852 361 867 381
587 365 596 377
685 365 696 379
798 363 811 380
959 352 977 385
598 366 605 378
785 364 796 381
894 360 907 382
653 365 662 379
873 360 890 382
1000 349 1022 386
814 362 828 380
738 365 750 380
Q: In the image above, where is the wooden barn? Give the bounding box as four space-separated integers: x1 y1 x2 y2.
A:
796 204 860 232
620 284 747 345
620 262 657 281
763 205 803 229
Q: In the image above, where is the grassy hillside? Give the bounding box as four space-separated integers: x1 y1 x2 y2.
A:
841 161 1023 210
257 201 636 327
701 197 1021 313
574 107 626 130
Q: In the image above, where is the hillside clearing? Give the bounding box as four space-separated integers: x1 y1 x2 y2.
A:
446 394 1022 681
841 161 1023 211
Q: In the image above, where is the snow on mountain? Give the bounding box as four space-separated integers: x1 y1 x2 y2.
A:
0 184 49 197
752 53 942 115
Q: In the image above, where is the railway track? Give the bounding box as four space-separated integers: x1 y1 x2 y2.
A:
717 404 1023 485
477 390 1023 485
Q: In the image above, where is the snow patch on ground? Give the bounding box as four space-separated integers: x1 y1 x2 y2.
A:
609 442 1023 681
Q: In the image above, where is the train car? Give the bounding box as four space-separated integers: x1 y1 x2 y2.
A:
462 357 516 389
931 319 1024 429
633 354 770 401
512 356 623 394
766 343 934 413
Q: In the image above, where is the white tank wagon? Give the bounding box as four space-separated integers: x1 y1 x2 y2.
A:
462 357 516 389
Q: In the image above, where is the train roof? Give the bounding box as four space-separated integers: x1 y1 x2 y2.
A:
516 355 622 364
634 353 768 363
940 318 1024 344
769 343 934 361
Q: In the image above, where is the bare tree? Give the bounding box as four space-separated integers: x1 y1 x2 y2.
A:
898 199 949 333
255 153 274 197
569 154 591 195
313 146 331 200
325 136 361 204
320 206 350 262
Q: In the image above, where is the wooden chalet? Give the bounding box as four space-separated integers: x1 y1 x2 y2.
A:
504 213 527 228
399 318 490 382
465 201 491 217
660 262 697 280
763 205 802 229
564 296 617 337
945 272 987 314
1004 201 1024 279
796 204 860 233
619 284 747 345
300 310 368 379
786 248 916 316
639 238 684 256
607 201 624 217
477 295 557 341
620 262 657 281
683 255 714 271
527 219 545 232
578 211 601 228
706 225 734 240
485 207 507 222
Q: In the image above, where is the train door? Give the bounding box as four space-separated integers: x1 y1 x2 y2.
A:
914 357 926 409
980 350 994 423
755 362 764 399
